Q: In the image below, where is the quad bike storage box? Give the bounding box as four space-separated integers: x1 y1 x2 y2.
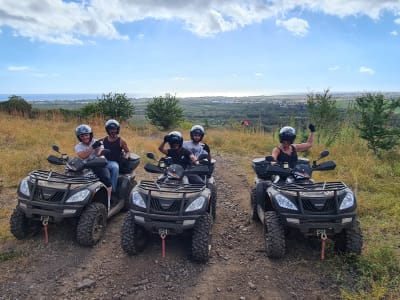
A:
119 153 141 174
252 157 291 180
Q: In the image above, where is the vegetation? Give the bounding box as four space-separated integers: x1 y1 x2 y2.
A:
0 91 399 298
145 93 185 130
0 95 32 116
307 89 340 146
353 93 400 157
81 92 135 121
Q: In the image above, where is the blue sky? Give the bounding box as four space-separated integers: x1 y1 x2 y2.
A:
0 0 400 97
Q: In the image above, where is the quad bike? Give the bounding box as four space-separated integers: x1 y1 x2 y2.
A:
10 145 140 246
250 150 363 259
120 153 216 262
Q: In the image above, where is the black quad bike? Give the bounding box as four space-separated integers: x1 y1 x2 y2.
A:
120 153 216 262
250 150 363 259
10 145 140 246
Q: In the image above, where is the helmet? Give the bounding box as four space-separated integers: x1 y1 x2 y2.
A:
105 119 120 135
168 131 183 147
279 126 296 143
75 124 93 142
190 125 205 141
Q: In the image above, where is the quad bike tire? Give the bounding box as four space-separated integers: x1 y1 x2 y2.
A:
120 211 147 255
334 218 363 255
250 187 259 221
208 183 217 220
264 211 285 258
191 214 212 262
10 208 41 239
76 202 107 246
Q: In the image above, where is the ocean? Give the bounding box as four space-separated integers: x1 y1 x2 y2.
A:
0 93 147 102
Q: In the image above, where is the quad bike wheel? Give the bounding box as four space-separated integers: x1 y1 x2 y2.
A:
334 219 363 255
120 211 147 255
191 214 212 262
264 211 285 258
10 208 41 239
76 202 107 246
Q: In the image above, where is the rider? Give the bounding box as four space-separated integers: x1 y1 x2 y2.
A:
102 119 130 193
74 124 112 206
182 125 211 160
271 124 316 168
158 131 197 169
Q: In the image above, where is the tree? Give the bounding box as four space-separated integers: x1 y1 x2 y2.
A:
81 93 135 121
354 93 400 157
145 94 184 130
0 95 32 116
307 89 339 145
97 93 135 121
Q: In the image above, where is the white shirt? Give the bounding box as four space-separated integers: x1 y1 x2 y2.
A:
182 140 208 159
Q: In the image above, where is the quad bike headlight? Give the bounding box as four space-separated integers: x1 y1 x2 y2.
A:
19 177 30 197
66 189 90 203
131 191 146 208
275 194 298 211
340 192 354 210
185 196 206 212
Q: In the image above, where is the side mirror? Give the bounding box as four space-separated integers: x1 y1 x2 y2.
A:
146 152 156 160
320 150 329 159
52 144 60 153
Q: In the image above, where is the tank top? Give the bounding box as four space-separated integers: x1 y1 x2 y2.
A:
103 137 122 162
277 145 298 168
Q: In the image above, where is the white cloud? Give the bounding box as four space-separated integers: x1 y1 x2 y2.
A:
0 0 400 44
359 66 375 75
7 65 29 71
390 30 398 36
137 33 145 39
276 17 309 36
255 72 264 77
328 65 340 71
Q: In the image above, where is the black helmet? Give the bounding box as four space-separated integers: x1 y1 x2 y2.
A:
279 126 296 143
168 131 183 147
105 119 120 135
75 124 93 142
190 125 205 141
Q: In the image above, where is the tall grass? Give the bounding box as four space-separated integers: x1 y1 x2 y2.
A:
0 112 399 298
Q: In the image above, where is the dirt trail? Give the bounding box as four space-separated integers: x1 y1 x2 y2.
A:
0 154 341 300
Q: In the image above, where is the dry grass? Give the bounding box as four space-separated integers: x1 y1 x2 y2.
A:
0 112 399 297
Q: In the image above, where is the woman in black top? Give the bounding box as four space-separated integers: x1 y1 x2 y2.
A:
272 124 315 168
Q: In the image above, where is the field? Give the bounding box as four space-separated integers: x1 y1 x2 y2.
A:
0 105 399 298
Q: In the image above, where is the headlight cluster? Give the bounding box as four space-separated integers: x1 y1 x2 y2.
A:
339 192 355 210
66 189 90 203
275 194 298 211
19 177 30 197
185 196 206 212
131 191 146 208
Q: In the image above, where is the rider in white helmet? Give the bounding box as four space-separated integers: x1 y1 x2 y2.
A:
271 124 315 168
183 125 211 160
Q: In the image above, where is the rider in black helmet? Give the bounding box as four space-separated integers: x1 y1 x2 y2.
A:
271 124 316 168
158 131 197 169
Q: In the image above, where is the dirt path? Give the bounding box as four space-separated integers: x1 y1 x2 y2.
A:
0 154 342 300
